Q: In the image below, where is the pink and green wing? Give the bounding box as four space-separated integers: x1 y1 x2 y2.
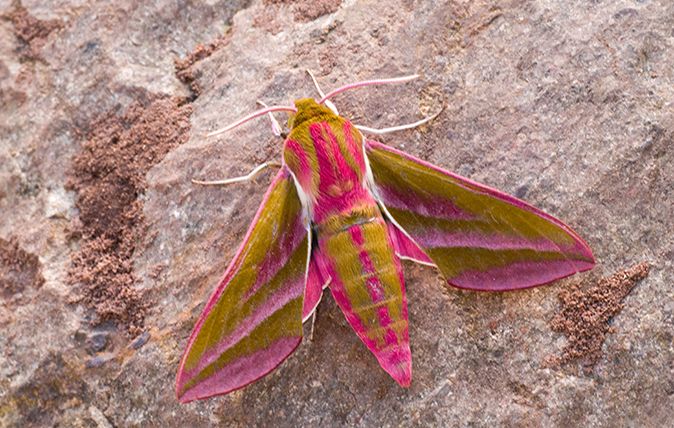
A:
176 167 310 402
365 140 595 291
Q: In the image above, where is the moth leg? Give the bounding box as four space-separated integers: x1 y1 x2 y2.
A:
309 305 318 341
192 161 282 186
355 107 444 135
256 100 284 137
306 69 339 115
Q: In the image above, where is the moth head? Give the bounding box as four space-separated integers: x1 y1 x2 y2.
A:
288 98 338 129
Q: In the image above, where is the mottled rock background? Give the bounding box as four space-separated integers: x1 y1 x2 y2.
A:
1 0 672 426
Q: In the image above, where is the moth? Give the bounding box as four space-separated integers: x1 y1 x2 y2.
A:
176 73 594 402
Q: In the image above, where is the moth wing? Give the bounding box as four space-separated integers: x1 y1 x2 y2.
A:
176 167 310 402
365 140 595 291
302 250 330 321
385 220 433 265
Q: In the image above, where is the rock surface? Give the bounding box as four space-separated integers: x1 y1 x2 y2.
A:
1 0 672 426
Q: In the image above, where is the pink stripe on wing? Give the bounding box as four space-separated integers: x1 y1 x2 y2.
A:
367 139 595 260
243 214 307 300
182 275 304 383
386 221 433 264
451 259 596 291
179 336 301 402
412 229 575 253
377 184 474 221
303 251 328 320
177 169 299 382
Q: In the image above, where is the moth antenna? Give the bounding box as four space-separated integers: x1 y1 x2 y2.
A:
206 105 297 137
355 106 444 135
306 69 339 115
319 74 420 104
256 100 283 137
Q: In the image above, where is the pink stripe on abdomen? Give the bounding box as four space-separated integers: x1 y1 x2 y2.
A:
349 225 395 337
319 214 412 386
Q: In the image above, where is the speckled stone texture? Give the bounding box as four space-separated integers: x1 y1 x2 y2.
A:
1 0 672 426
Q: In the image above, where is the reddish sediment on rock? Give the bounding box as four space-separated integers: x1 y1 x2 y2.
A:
67 96 192 334
548 262 650 370
0 237 44 299
5 4 63 61
175 30 232 98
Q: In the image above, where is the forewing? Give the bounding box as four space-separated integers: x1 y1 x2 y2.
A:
366 140 595 291
176 167 310 402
